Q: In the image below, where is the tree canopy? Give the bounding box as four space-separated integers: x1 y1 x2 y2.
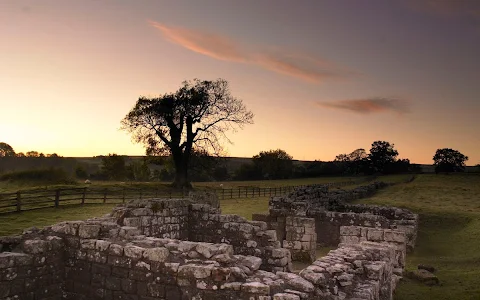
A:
252 149 293 179
121 78 253 187
433 148 468 173
100 154 127 181
0 142 15 157
368 141 399 173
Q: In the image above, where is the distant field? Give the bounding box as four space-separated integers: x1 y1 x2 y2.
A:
0 175 369 193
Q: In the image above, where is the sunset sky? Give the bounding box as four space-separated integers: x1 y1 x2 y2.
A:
1 0 479 164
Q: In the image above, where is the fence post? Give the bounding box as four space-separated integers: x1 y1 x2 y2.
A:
122 187 126 203
103 189 107 203
55 190 60 208
230 189 233 199
169 190 172 199
16 191 21 212
81 187 86 205
245 188 248 198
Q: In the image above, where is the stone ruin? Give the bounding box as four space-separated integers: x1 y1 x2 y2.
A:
0 183 418 300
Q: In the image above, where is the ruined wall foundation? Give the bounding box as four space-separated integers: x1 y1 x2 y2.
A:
0 182 418 300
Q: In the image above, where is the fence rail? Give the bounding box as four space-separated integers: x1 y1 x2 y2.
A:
0 177 374 214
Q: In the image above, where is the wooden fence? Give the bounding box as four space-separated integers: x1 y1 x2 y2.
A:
0 178 373 214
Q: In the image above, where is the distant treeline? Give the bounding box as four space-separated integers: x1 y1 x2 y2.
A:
1 140 478 185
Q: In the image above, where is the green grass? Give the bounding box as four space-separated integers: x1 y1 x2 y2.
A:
0 204 116 236
353 174 480 300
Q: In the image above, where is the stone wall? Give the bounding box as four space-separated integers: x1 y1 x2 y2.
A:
106 199 291 273
282 217 316 263
0 224 404 300
337 204 418 251
111 199 191 240
0 188 418 300
256 183 419 251
306 210 391 247
0 235 64 299
339 226 407 271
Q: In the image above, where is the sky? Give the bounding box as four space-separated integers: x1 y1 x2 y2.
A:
1 0 479 164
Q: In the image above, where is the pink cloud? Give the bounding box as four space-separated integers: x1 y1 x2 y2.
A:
149 21 351 83
315 98 410 115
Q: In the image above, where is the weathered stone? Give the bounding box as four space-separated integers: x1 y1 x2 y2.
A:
177 264 214 279
23 240 48 254
143 248 169 262
273 293 300 300
406 269 440 286
241 282 270 294
78 224 101 239
238 256 262 271
123 246 144 259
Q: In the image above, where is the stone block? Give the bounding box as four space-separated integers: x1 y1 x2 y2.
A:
177 264 214 279
367 228 385 241
384 230 406 243
23 240 49 254
340 226 362 236
241 282 270 294
273 293 300 300
123 246 144 260
143 248 169 262
78 224 101 239
108 244 124 256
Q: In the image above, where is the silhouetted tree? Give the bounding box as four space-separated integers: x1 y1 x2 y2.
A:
368 141 399 173
433 148 468 173
26 151 40 157
252 149 293 179
384 158 411 174
0 142 15 157
233 163 262 180
100 154 127 180
121 78 253 188
334 148 369 174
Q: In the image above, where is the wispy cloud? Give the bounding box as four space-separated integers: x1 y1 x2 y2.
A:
149 21 352 83
315 97 410 115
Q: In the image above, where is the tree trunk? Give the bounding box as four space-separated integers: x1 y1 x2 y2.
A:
172 152 192 189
